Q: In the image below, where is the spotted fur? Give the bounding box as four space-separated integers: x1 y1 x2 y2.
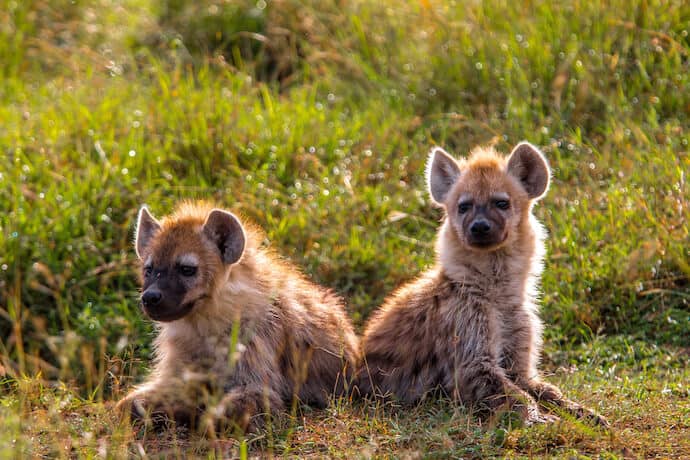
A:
116 202 360 432
358 143 607 426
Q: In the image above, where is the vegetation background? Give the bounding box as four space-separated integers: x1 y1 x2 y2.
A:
0 0 688 457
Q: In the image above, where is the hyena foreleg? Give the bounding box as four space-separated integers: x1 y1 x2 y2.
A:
457 361 559 425
209 385 284 433
523 379 609 427
116 380 205 428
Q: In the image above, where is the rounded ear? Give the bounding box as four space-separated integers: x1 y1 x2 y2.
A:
426 147 462 206
135 206 161 259
506 142 551 200
203 209 246 265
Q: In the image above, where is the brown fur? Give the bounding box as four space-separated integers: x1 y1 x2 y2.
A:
116 202 360 432
358 143 608 426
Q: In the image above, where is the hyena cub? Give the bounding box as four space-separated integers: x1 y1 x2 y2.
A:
116 202 360 431
359 142 607 426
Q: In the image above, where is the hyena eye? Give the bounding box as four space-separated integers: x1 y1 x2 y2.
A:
178 265 198 277
458 202 473 214
143 266 153 277
495 200 510 210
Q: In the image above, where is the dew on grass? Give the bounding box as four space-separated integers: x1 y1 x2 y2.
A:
128 150 136 157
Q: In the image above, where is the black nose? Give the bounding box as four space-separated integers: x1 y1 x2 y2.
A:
470 219 491 236
141 290 162 307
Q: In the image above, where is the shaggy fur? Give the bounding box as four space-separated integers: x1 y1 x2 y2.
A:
358 143 607 426
116 202 360 432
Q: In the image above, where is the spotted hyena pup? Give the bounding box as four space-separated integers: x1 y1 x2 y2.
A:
116 202 360 431
358 142 607 426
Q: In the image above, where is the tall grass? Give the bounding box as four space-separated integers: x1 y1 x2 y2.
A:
0 0 688 456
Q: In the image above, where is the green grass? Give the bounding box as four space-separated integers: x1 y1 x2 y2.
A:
1 0 689 457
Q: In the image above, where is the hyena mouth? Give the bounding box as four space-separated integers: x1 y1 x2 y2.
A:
143 296 207 322
467 232 508 250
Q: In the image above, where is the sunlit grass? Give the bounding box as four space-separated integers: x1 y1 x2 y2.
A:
0 0 688 457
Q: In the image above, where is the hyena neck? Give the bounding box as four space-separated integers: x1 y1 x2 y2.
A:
435 218 545 291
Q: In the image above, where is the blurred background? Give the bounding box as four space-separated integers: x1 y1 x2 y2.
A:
0 0 688 452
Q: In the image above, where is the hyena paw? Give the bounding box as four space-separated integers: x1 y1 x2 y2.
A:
574 405 609 428
530 381 563 402
207 391 260 433
116 392 196 427
553 397 610 428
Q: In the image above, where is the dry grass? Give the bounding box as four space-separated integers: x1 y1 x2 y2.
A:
1 0 688 457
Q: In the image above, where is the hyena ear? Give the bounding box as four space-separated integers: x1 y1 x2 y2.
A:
507 142 551 200
426 147 462 206
135 206 161 260
203 209 246 265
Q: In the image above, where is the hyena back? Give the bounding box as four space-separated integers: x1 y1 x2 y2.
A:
358 143 607 426
116 202 360 431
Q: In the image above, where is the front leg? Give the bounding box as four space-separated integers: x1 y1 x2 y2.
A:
454 359 559 426
208 385 285 433
524 379 609 427
115 379 205 428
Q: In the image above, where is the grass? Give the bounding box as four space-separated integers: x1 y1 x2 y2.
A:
0 0 688 457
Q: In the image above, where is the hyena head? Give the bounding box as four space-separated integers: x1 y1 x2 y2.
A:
134 204 246 322
426 142 550 252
